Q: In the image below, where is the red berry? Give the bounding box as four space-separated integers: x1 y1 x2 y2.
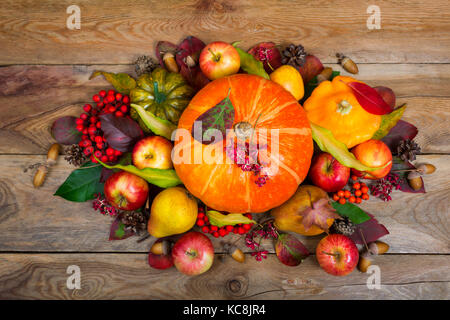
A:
333 194 340 201
362 194 369 200
226 225 233 232
101 155 108 162
353 182 361 190
99 90 107 97
93 94 100 102
96 142 104 150
344 190 351 198
83 104 92 113
115 111 124 117
213 232 219 238
88 126 97 135
197 213 205 219
81 134 89 140
114 150 122 156
76 118 84 125
108 155 116 162
84 146 94 155
108 106 116 113
338 198 346 204
90 155 99 163
76 124 84 132
349 196 356 203
233 228 239 234
243 224 251 230
91 109 99 116
82 128 88 135
210 225 218 232
96 121 102 129
120 105 128 113
94 150 102 158
122 96 130 104
351 175 358 181
355 190 362 197
361 186 369 194
89 116 98 124
238 227 245 235
106 148 114 156
95 136 103 144
115 93 123 101
337 190 345 197
80 113 88 120
219 229 226 237
245 213 252 219
356 197 362 204
202 226 209 233
196 219 205 227
106 95 115 103
107 90 115 96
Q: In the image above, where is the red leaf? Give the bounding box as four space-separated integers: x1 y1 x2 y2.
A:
51 116 82 145
109 215 135 240
275 234 309 266
350 213 389 245
381 120 418 151
99 113 144 152
346 81 394 115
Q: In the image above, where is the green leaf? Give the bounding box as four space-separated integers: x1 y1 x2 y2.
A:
331 202 371 224
311 123 388 172
96 157 182 188
54 161 104 202
130 103 176 140
372 104 407 140
90 71 136 95
206 211 256 228
192 89 235 144
232 44 269 80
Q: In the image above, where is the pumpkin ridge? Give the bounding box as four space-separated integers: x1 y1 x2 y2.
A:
268 153 301 184
248 78 266 122
258 100 299 126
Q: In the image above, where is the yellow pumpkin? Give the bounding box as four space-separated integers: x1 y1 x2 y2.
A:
303 76 381 148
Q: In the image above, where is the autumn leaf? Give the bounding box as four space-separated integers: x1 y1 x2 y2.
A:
275 234 309 267
89 71 136 95
206 211 256 228
346 81 393 115
192 89 235 144
298 198 341 232
349 212 389 245
109 215 135 240
372 104 407 140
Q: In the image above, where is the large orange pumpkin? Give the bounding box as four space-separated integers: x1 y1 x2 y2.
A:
173 74 313 213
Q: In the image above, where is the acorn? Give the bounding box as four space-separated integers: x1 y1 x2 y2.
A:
407 171 423 190
336 53 359 74
150 239 171 255
358 251 373 273
416 163 436 175
163 52 179 73
223 242 245 263
317 67 333 83
368 241 390 255
32 143 61 188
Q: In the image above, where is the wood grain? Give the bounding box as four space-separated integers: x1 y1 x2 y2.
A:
0 253 448 299
1 64 449 154
0 154 448 253
0 0 449 64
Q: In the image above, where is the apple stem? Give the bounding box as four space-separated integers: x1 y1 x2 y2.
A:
322 251 339 258
208 48 221 62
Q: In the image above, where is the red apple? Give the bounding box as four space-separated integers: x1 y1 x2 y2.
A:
199 41 240 80
172 231 214 276
316 234 359 276
309 152 350 192
132 136 173 170
148 239 174 270
104 171 149 210
351 139 392 179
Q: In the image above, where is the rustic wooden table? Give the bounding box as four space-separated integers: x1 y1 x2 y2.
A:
0 0 449 300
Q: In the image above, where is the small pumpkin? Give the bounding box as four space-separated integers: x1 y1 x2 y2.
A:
174 74 314 213
130 68 195 132
303 76 382 149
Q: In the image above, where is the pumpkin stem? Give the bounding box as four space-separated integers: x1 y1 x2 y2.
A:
153 81 167 104
337 99 353 115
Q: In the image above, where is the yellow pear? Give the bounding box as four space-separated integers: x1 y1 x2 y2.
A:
148 187 198 238
270 65 304 100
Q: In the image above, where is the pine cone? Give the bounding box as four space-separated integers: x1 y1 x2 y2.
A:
330 217 356 236
281 44 306 68
64 144 86 167
121 211 147 234
396 139 421 162
134 55 157 77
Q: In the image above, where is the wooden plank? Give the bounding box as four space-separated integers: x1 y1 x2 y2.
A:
0 154 448 253
0 253 448 299
1 64 449 154
0 0 449 64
